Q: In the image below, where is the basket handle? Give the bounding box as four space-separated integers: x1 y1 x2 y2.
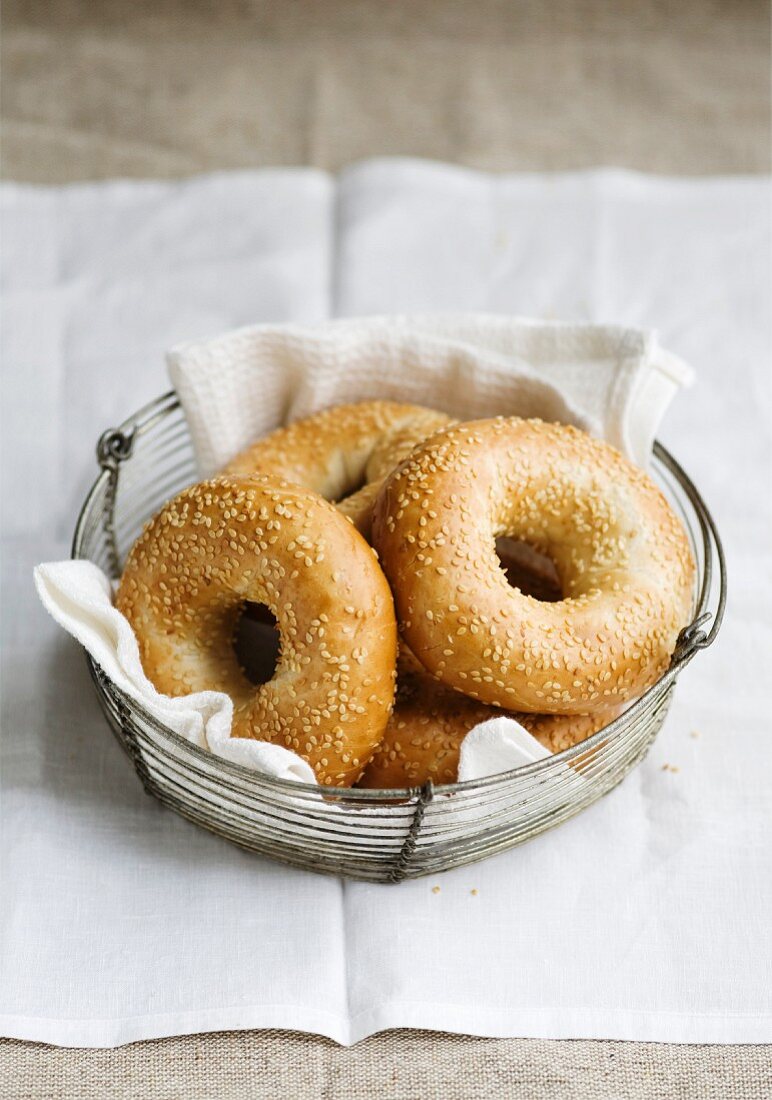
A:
652 441 727 671
97 426 136 469
94 425 136 578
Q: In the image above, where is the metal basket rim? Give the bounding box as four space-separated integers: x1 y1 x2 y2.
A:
72 390 726 804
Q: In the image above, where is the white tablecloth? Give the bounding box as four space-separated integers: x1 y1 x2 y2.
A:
1 162 770 1047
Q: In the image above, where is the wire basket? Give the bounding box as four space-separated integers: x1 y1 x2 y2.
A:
72 391 726 882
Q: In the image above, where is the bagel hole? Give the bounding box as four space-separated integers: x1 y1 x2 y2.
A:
495 537 562 602
234 602 281 684
331 470 368 504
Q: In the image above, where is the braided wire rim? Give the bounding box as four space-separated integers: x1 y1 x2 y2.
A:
71 390 726 804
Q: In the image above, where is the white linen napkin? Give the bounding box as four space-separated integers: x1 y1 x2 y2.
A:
459 717 552 778
9 168 771 1050
167 313 693 475
35 314 692 784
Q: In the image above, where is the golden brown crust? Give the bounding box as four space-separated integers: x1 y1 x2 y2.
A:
372 417 695 715
356 648 615 789
222 401 452 536
116 475 398 786
338 408 455 539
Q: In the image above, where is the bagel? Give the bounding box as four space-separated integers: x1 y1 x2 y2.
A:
116 475 398 786
372 417 694 714
357 649 613 789
223 401 452 537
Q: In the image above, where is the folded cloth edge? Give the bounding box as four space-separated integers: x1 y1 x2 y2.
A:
167 313 694 476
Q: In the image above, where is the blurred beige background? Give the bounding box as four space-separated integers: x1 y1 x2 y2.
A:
2 0 770 181
2 3 770 1099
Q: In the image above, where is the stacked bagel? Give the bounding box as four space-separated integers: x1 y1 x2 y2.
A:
117 401 694 788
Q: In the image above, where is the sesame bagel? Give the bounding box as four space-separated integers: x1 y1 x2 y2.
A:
116 475 398 786
372 418 694 714
223 400 452 537
357 649 613 789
